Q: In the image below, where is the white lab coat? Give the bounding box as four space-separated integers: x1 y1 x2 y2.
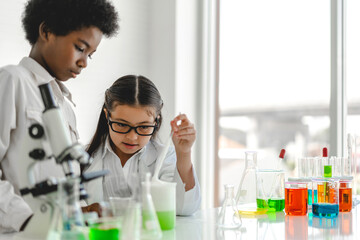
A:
84 137 201 216
0 57 79 233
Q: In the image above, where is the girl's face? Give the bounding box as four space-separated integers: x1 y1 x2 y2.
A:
106 104 157 161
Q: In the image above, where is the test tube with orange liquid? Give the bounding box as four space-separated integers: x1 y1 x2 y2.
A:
285 182 308 216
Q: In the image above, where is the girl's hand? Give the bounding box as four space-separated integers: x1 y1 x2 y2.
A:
171 113 196 154
81 202 103 217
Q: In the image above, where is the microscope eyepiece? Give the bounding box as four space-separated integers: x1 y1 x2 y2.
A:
39 83 57 110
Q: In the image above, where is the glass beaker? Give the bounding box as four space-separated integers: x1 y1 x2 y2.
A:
88 217 122 240
256 169 285 212
236 151 258 212
339 177 353 212
285 181 308 216
218 184 241 229
312 178 339 217
109 197 141 239
150 180 177 231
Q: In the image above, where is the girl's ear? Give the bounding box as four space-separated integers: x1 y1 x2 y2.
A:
155 115 160 124
103 108 108 120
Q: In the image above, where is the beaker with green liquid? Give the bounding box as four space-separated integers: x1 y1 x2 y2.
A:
256 169 285 212
88 217 122 240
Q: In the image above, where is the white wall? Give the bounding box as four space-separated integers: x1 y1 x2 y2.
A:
0 0 176 144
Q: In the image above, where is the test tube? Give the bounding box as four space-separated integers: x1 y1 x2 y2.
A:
312 157 323 178
285 181 308 216
298 157 307 178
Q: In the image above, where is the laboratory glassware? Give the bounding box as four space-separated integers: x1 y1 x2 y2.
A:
142 173 162 239
256 169 285 212
312 177 339 217
285 181 308 216
88 217 122 240
218 184 241 229
339 177 353 212
58 178 86 239
236 151 258 211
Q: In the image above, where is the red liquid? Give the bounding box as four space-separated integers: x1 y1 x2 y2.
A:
285 187 308 216
339 188 352 212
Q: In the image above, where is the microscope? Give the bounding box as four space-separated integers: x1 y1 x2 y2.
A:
14 83 107 240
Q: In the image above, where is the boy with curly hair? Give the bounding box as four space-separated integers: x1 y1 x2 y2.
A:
0 0 119 232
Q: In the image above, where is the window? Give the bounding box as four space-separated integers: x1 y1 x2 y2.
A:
218 0 331 204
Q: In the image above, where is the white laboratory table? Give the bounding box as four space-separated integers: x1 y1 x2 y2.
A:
1 205 359 240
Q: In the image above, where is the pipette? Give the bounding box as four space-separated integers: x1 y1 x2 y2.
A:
266 149 286 211
152 130 173 182
277 149 286 170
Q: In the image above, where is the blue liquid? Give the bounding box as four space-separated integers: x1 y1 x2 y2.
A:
313 190 318 203
308 189 312 205
312 203 339 218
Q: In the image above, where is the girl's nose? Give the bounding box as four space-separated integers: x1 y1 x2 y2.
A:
126 128 138 140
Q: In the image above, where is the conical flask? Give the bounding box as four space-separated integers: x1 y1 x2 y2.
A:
141 173 162 240
218 184 242 229
236 151 262 213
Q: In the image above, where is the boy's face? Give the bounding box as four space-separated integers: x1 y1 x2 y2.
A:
39 26 103 81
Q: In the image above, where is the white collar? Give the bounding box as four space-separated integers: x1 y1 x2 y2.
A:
19 57 75 106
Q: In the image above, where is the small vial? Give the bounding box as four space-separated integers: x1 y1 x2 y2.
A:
218 184 241 229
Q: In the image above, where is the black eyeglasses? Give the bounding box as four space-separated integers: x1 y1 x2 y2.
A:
107 118 157 136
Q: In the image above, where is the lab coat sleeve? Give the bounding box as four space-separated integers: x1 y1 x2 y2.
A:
158 146 201 216
0 170 33 233
0 69 33 232
0 69 16 162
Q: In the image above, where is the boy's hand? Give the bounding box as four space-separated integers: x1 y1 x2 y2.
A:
170 114 196 154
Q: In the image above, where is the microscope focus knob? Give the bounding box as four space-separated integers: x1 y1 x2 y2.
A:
29 149 46 160
29 124 45 139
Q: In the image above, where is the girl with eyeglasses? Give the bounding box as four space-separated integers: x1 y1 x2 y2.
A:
83 75 201 216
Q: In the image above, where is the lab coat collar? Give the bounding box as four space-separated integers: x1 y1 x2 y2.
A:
19 57 75 106
102 136 157 167
20 57 54 85
55 80 76 107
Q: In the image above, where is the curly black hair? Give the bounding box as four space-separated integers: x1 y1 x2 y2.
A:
22 0 119 45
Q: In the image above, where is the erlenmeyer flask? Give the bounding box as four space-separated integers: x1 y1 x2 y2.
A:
236 151 263 214
141 173 162 240
218 184 241 229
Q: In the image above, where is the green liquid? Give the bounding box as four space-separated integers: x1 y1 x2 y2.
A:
268 199 285 211
157 210 175 230
89 227 121 240
257 198 268 209
256 198 285 211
